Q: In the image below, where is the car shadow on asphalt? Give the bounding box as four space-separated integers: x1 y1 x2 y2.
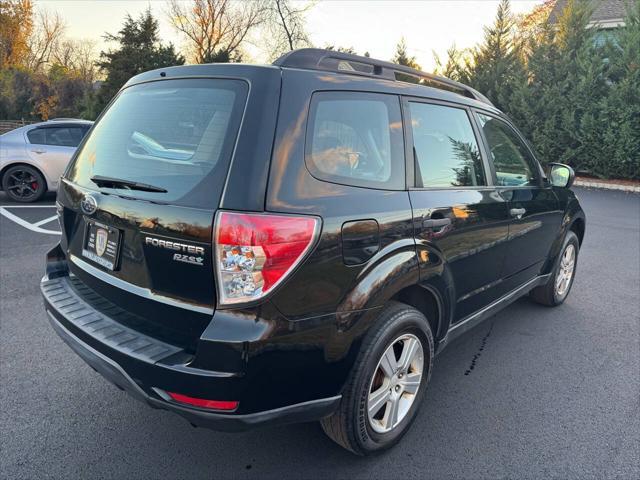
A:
80 295 583 477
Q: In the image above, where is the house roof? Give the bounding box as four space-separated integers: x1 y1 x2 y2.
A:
549 0 629 25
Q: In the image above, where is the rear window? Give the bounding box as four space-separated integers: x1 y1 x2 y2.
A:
66 78 248 208
26 128 46 145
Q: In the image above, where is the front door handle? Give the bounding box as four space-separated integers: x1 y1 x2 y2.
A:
31 149 47 154
510 208 526 219
423 218 451 229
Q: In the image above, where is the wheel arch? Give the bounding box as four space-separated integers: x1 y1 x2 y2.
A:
390 284 444 341
569 216 585 246
330 243 452 364
336 240 421 315
540 207 585 276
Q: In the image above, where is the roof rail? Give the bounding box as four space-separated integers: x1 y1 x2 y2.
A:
273 48 493 106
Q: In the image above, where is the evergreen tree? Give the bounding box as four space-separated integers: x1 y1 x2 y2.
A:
463 0 526 112
595 0 640 179
202 48 242 63
510 0 605 172
433 44 466 81
392 38 421 83
96 9 184 113
392 38 420 69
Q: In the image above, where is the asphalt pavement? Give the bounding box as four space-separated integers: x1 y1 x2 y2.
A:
1 188 638 479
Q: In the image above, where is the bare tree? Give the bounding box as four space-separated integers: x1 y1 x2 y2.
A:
52 38 98 82
26 7 66 71
167 0 267 63
265 0 313 60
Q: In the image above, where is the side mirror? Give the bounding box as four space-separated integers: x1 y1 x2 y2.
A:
548 163 575 188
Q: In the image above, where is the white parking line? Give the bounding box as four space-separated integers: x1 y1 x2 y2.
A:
0 207 61 235
33 215 59 227
0 204 56 208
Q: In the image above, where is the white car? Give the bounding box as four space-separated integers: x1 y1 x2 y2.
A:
0 119 92 202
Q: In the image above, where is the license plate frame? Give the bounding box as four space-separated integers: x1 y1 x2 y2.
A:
81 220 121 271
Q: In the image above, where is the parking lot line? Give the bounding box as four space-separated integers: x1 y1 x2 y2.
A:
0 207 61 235
33 215 59 227
0 204 56 208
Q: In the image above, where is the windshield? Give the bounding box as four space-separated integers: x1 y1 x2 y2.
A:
66 78 248 208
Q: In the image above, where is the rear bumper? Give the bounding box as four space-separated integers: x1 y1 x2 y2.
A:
42 274 341 432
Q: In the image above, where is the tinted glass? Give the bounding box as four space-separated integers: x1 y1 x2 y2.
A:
27 127 86 146
67 79 248 208
476 113 538 187
46 127 85 147
26 128 46 145
409 102 485 188
306 92 404 190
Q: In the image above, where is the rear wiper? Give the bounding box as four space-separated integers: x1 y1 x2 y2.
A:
90 175 167 193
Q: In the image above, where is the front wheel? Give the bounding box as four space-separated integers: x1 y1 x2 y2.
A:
321 302 434 455
530 230 580 306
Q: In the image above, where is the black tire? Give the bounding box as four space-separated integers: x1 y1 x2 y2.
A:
530 230 579 306
1 164 47 203
321 301 434 455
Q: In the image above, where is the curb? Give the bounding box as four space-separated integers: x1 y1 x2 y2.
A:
574 179 640 193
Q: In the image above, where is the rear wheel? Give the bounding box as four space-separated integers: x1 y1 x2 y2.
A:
530 230 579 306
2 165 46 203
321 302 434 455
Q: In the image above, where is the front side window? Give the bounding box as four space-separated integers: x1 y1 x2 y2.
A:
409 102 485 188
476 113 539 187
306 92 404 189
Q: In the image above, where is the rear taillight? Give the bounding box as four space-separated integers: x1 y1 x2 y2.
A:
214 211 320 305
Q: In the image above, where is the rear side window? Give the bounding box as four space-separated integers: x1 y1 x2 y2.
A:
27 127 86 147
66 78 248 208
306 92 404 190
476 113 539 187
27 128 46 145
409 102 485 188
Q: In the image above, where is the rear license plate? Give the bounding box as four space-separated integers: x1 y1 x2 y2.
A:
82 220 121 270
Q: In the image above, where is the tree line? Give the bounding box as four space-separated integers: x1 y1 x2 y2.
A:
432 0 639 180
1 0 638 179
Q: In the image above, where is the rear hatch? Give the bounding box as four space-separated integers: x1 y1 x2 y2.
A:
58 78 249 351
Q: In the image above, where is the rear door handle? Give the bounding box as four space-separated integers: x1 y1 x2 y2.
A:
31 149 47 154
423 218 451 229
510 208 526 219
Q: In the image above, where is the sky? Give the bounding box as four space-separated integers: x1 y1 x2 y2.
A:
36 0 543 71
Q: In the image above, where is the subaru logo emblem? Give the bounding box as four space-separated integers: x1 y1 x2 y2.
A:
80 194 98 215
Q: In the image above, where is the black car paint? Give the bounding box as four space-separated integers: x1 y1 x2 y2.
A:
42 62 585 427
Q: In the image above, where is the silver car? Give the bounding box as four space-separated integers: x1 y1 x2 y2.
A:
0 119 92 202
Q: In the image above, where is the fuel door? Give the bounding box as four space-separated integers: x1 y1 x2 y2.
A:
341 219 380 266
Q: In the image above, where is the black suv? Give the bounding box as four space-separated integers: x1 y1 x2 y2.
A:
42 49 585 455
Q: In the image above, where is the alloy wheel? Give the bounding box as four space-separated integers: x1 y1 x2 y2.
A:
6 169 41 201
555 243 576 297
367 333 424 434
